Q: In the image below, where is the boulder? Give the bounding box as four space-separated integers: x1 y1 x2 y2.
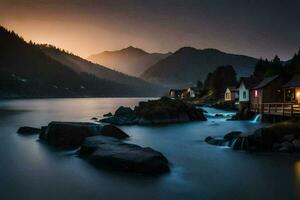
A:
39 122 131 148
231 137 249 151
230 107 255 121
40 122 103 148
17 126 40 135
91 117 98 121
101 125 129 139
79 136 169 175
100 97 206 125
215 114 224 117
103 112 113 117
205 136 226 146
224 131 242 140
114 106 134 117
279 141 294 153
39 126 48 140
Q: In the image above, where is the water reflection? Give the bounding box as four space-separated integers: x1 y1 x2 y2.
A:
0 98 299 200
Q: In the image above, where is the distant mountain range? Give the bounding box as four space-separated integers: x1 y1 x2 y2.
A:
88 46 171 77
0 26 164 98
141 47 258 88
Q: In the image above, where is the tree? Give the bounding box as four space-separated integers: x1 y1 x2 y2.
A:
203 65 237 99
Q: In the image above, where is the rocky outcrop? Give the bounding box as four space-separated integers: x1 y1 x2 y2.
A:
101 124 129 139
205 121 300 153
100 97 206 125
79 136 169 175
229 107 255 121
17 126 40 135
38 122 129 148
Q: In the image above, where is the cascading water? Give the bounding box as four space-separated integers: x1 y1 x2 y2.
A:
251 113 262 123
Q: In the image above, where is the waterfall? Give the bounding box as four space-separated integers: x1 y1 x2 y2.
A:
251 113 262 123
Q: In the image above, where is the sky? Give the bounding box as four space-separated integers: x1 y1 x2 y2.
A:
1 0 300 60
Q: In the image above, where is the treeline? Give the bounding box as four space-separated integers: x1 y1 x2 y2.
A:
201 48 300 101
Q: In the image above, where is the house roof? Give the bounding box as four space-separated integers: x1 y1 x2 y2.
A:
283 75 300 88
238 77 259 89
252 75 279 90
226 86 238 92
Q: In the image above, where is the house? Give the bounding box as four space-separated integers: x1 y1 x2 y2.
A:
250 75 286 114
236 77 260 110
237 77 258 103
224 87 239 102
169 89 184 99
282 75 300 103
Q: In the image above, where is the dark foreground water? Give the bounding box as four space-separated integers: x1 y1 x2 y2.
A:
1 98 300 200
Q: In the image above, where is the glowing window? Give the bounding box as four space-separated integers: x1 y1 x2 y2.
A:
254 90 258 97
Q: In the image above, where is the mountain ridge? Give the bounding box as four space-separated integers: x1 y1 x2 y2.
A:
141 46 258 88
0 26 164 98
88 46 171 77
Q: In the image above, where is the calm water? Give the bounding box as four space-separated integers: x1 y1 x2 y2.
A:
1 98 300 200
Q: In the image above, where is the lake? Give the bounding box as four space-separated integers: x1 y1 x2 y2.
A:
0 98 299 200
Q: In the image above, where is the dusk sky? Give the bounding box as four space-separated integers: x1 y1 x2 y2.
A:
1 0 300 60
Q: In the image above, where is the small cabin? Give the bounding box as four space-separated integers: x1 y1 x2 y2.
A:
250 75 287 114
237 77 258 103
169 89 184 99
250 76 283 108
224 87 239 102
181 87 198 99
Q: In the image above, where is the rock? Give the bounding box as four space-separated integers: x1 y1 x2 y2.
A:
17 126 40 135
115 106 134 117
100 97 206 125
79 136 169 175
215 114 224 117
283 134 295 142
231 137 249 151
91 117 98 121
101 125 129 139
205 136 227 146
224 131 242 140
279 141 294 153
230 107 255 121
40 122 103 148
103 112 113 117
39 126 48 140
292 139 300 151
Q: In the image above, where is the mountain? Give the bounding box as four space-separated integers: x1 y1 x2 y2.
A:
88 46 171 77
141 47 258 88
0 26 164 98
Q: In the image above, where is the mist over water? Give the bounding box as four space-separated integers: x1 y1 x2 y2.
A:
0 98 299 200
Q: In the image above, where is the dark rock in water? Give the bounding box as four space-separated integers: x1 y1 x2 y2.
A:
101 125 129 139
100 97 206 125
91 117 98 121
39 126 48 140
230 107 254 121
205 136 226 146
79 136 169 175
279 141 294 153
206 121 300 153
103 112 113 117
39 122 131 148
224 131 242 140
231 137 249 151
115 106 134 117
17 126 40 135
214 114 224 117
40 122 103 148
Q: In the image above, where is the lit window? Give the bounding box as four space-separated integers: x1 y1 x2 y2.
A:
254 90 258 97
